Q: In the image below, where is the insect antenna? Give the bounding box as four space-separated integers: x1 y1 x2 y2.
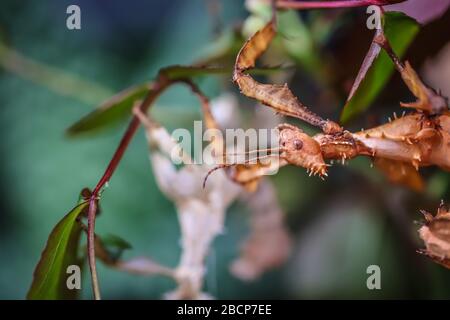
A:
203 164 234 189
202 152 279 189
225 147 282 157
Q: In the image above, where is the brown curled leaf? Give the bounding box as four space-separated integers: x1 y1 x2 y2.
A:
235 21 276 71
398 62 448 114
418 203 450 269
374 33 449 115
229 157 287 192
233 21 342 134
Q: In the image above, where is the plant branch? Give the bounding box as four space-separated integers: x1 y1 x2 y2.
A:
0 43 112 105
86 75 171 300
84 73 219 299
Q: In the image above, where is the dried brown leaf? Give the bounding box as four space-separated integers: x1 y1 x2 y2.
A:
375 33 449 114
233 21 342 134
418 204 450 269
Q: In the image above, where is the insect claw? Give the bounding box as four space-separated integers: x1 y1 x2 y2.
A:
414 153 422 162
420 210 434 223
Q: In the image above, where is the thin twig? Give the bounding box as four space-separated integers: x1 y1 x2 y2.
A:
84 76 220 299
276 0 402 10
86 76 172 300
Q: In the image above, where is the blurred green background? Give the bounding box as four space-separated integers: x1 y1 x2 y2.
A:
0 0 449 299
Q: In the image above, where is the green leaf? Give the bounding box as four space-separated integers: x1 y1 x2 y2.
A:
27 202 88 300
195 28 244 66
340 12 419 123
67 66 287 136
160 65 283 79
277 10 321 75
100 234 132 251
67 82 152 136
96 233 132 264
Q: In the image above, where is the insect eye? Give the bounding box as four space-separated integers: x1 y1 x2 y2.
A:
293 139 303 150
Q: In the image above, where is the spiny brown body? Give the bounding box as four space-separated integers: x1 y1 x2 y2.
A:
229 18 450 190
418 202 450 269
314 112 450 171
227 5 450 272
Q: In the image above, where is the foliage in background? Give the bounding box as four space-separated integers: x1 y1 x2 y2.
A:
1 0 450 300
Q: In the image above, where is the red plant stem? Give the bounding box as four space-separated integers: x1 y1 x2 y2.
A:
86 198 100 299
276 0 399 10
86 76 171 300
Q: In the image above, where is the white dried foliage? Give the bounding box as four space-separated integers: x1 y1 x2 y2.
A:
147 119 240 299
117 94 291 299
114 257 175 278
210 93 241 129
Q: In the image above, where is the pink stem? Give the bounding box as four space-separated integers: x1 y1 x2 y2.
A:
86 77 171 300
277 0 398 10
